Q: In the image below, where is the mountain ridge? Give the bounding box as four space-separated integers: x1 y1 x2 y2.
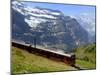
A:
12 1 90 52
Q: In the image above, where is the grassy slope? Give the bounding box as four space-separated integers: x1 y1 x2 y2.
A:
75 44 96 69
12 47 76 74
76 60 96 69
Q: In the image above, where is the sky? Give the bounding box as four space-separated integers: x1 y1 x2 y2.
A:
22 1 96 17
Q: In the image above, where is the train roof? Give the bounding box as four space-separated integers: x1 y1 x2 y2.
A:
12 40 74 57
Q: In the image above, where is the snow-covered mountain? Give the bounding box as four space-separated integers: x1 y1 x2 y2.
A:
12 1 63 28
73 13 96 43
75 14 95 35
12 1 90 52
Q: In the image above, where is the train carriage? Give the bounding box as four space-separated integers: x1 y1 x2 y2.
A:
12 41 75 66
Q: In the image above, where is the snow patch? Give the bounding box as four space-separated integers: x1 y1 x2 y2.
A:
29 13 57 19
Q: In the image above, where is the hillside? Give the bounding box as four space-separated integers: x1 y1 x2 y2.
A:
75 43 96 69
11 47 76 74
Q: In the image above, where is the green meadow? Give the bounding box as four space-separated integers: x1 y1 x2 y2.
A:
11 47 76 74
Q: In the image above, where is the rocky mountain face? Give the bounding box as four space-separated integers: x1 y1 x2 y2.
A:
74 14 96 43
11 1 89 52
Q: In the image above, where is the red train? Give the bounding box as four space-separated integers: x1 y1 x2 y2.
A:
12 41 75 66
